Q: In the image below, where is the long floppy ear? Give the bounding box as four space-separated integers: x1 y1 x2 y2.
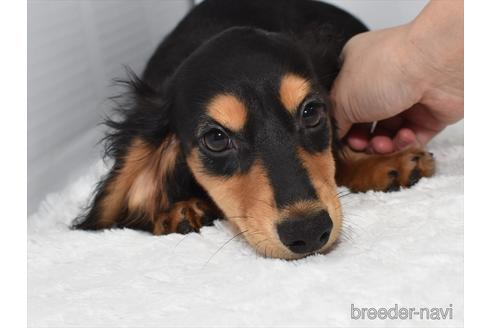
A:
73 72 179 234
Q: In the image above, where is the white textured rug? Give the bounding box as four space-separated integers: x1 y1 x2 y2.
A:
28 134 463 327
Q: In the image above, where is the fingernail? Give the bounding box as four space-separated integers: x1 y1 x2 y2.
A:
395 138 411 149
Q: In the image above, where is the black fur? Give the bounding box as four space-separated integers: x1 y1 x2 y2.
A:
73 0 367 231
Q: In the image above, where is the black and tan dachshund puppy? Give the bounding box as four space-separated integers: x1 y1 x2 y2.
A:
74 0 435 259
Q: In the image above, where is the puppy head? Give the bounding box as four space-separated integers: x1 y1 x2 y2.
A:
170 27 342 259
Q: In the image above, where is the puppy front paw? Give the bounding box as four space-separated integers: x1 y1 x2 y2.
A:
153 198 220 235
385 148 435 191
336 147 435 192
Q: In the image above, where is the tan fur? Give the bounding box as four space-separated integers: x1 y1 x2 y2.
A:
279 74 311 113
278 200 325 220
98 179 129 228
207 94 248 131
99 136 179 228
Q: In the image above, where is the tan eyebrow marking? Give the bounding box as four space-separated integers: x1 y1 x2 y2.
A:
279 73 312 114
206 94 247 131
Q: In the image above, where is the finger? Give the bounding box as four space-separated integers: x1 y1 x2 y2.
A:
401 104 447 146
330 73 357 138
336 119 351 139
369 135 395 154
368 125 394 154
346 123 372 151
393 128 418 150
330 95 351 138
402 123 443 146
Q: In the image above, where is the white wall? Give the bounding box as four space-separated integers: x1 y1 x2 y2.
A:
28 0 436 214
193 0 428 28
326 0 426 29
28 0 192 214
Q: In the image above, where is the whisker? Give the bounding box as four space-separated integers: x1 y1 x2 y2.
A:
173 234 190 250
341 219 366 238
336 198 359 211
342 211 363 219
338 230 354 244
339 196 358 204
202 230 248 268
338 192 355 199
339 226 356 242
254 238 269 251
342 220 364 230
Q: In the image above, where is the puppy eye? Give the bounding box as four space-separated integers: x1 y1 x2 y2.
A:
300 102 325 128
202 128 231 152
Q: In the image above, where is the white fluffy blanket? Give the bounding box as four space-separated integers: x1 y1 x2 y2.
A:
28 135 463 327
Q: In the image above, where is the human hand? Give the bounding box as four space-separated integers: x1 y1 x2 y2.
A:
331 0 463 154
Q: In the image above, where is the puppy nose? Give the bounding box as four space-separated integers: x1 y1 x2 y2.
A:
277 211 332 254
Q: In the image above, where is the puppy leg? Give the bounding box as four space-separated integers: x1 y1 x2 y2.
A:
335 147 435 192
153 198 222 235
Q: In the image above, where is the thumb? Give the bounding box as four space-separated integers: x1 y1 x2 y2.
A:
330 84 352 139
400 104 448 146
334 109 351 139
403 122 444 147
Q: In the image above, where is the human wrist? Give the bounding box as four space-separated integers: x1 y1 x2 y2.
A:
385 23 427 107
404 0 464 102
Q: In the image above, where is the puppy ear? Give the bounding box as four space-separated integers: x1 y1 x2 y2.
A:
73 72 179 234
